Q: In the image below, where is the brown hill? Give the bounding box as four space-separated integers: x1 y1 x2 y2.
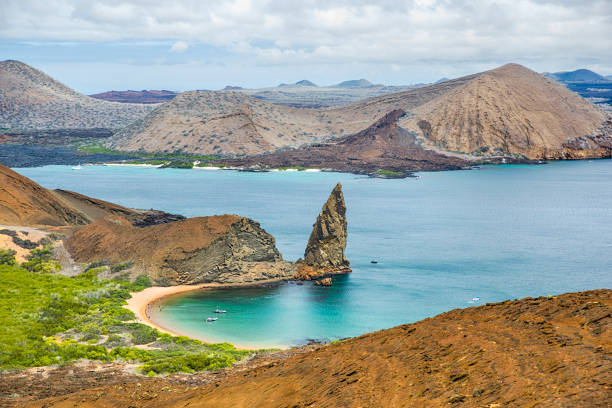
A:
23 289 611 407
224 109 469 175
0 164 181 227
0 164 89 226
404 63 609 159
109 64 610 161
0 60 155 129
89 90 178 104
64 214 294 285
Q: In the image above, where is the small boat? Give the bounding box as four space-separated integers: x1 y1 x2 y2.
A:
206 317 218 322
214 306 226 313
472 297 480 302
370 260 378 264
71 164 82 170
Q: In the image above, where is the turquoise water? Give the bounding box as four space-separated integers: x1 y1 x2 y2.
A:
15 161 612 348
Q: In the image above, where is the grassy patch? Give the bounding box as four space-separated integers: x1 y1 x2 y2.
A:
0 263 254 373
75 142 221 163
374 169 405 178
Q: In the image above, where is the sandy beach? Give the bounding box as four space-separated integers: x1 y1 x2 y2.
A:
124 279 293 349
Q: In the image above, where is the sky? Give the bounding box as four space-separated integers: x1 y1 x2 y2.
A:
1 0 611 93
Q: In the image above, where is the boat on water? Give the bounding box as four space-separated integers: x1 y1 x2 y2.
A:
370 260 378 264
215 307 226 313
206 317 218 322
71 164 82 170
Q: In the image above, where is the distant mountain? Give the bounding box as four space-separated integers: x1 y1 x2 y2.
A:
109 63 610 160
0 60 155 130
334 79 375 88
434 77 451 84
89 90 177 104
278 80 318 88
223 85 243 90
545 69 610 83
295 80 317 87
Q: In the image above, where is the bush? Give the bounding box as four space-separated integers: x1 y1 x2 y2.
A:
0 249 17 266
111 261 134 273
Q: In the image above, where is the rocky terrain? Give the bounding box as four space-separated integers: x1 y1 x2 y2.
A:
18 289 611 407
65 214 295 285
0 60 155 130
89 90 178 104
223 109 470 176
110 63 611 162
63 184 350 285
404 63 610 160
296 183 350 280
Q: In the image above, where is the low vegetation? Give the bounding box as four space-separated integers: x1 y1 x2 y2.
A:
0 249 255 374
374 169 405 178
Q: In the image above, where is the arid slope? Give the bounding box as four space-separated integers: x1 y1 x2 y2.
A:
405 63 608 158
24 289 611 408
0 60 155 129
107 74 477 156
0 164 181 227
109 64 610 160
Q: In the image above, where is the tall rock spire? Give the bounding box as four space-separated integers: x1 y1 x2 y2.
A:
296 183 350 279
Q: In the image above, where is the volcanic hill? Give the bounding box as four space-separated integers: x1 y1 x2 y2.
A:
0 60 155 130
0 164 181 227
109 63 611 161
224 109 469 175
20 289 612 407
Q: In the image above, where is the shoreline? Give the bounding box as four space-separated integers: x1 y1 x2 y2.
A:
125 279 293 350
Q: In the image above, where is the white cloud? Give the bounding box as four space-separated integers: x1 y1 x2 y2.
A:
169 40 188 53
0 0 611 73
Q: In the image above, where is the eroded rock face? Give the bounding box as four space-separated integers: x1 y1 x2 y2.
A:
65 215 295 285
296 183 350 279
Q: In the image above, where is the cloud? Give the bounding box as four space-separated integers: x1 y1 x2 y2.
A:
169 40 188 53
0 0 611 74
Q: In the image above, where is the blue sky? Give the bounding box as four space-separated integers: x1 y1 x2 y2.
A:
1 0 611 94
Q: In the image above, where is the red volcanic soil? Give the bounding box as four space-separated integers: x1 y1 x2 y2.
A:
19 289 612 408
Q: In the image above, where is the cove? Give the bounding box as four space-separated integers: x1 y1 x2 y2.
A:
15 160 612 348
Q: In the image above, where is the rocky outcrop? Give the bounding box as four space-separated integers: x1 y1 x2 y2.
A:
65 214 295 285
314 277 332 286
296 183 350 279
562 119 612 159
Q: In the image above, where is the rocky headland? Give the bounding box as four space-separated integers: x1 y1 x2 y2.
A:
1 164 350 286
65 183 351 286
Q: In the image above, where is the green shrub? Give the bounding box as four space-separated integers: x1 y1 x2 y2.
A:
0 264 252 372
111 261 134 273
0 249 17 266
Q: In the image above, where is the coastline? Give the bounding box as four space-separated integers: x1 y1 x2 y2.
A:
125 278 293 350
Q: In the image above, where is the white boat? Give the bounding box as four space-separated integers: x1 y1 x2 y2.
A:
215 306 226 313
206 317 218 322
71 164 82 170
